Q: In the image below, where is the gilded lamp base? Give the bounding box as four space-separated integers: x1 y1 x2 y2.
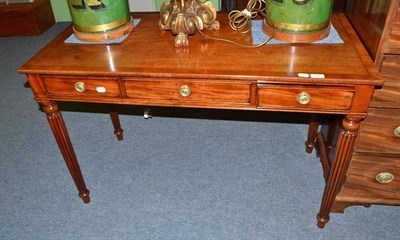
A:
159 0 220 47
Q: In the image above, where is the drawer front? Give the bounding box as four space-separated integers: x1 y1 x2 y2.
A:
43 77 120 97
387 6 400 51
257 85 354 111
371 55 400 108
338 154 400 204
356 108 400 154
124 79 251 104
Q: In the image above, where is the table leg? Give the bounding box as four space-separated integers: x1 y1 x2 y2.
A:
109 104 123 141
42 101 90 203
317 116 362 228
305 114 320 154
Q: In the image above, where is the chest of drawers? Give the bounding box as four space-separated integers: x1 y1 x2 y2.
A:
332 0 400 212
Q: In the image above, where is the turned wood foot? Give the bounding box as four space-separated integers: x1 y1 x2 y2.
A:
109 105 123 141
42 101 90 203
79 189 91 204
317 213 330 228
305 114 320 154
317 116 362 228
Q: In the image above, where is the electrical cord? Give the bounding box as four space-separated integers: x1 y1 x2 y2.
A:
199 0 275 48
228 0 267 33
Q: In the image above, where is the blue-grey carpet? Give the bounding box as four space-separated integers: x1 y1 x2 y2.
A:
1 23 399 240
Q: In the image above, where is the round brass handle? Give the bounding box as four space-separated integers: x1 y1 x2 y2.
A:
179 85 191 97
297 92 311 105
74 82 86 93
394 126 400 138
376 172 395 184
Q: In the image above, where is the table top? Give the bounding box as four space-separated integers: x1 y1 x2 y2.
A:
19 12 382 87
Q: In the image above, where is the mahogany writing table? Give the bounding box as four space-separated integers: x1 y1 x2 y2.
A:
19 13 383 228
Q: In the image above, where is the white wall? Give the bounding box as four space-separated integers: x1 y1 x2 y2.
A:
129 0 156 12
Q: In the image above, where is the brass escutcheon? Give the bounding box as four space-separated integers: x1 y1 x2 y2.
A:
179 85 191 97
74 82 86 93
394 126 400 137
375 172 395 184
297 92 311 105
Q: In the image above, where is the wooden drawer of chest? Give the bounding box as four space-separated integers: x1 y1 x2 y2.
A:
337 154 400 204
371 55 400 108
356 108 400 154
43 77 120 97
386 6 400 53
257 85 354 111
124 79 251 104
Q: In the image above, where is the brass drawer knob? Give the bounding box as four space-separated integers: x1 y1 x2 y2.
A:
74 82 86 92
375 172 395 184
179 85 191 97
297 92 311 105
395 126 400 138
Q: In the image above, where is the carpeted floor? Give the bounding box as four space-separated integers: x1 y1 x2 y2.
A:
1 23 399 240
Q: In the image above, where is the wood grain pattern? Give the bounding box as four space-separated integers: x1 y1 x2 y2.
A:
334 154 400 212
43 77 121 97
334 0 400 214
317 117 362 228
124 78 251 104
257 85 354 111
345 0 391 60
19 13 382 87
19 13 383 228
375 0 400 66
387 5 400 53
42 101 90 204
370 55 400 108
356 108 400 154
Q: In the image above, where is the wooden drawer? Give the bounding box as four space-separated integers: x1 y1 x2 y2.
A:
124 79 251 104
43 77 120 97
257 85 354 111
371 55 400 108
386 6 400 52
356 108 400 154
336 154 400 205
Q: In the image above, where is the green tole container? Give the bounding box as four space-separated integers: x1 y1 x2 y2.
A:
68 0 132 42
264 0 334 42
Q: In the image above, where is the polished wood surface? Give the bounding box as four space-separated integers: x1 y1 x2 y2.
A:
42 101 90 204
371 55 400 108
346 0 391 60
20 13 381 87
333 0 400 213
317 117 361 228
334 154 400 211
0 0 55 36
356 108 400 154
386 5 400 53
19 13 382 228
257 85 354 111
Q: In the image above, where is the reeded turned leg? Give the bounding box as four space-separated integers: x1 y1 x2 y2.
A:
42 101 90 203
305 114 320 154
317 116 362 228
108 104 123 141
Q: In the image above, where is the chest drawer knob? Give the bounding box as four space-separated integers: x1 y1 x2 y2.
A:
74 82 86 93
375 172 395 184
395 126 400 138
179 85 191 97
297 92 311 105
